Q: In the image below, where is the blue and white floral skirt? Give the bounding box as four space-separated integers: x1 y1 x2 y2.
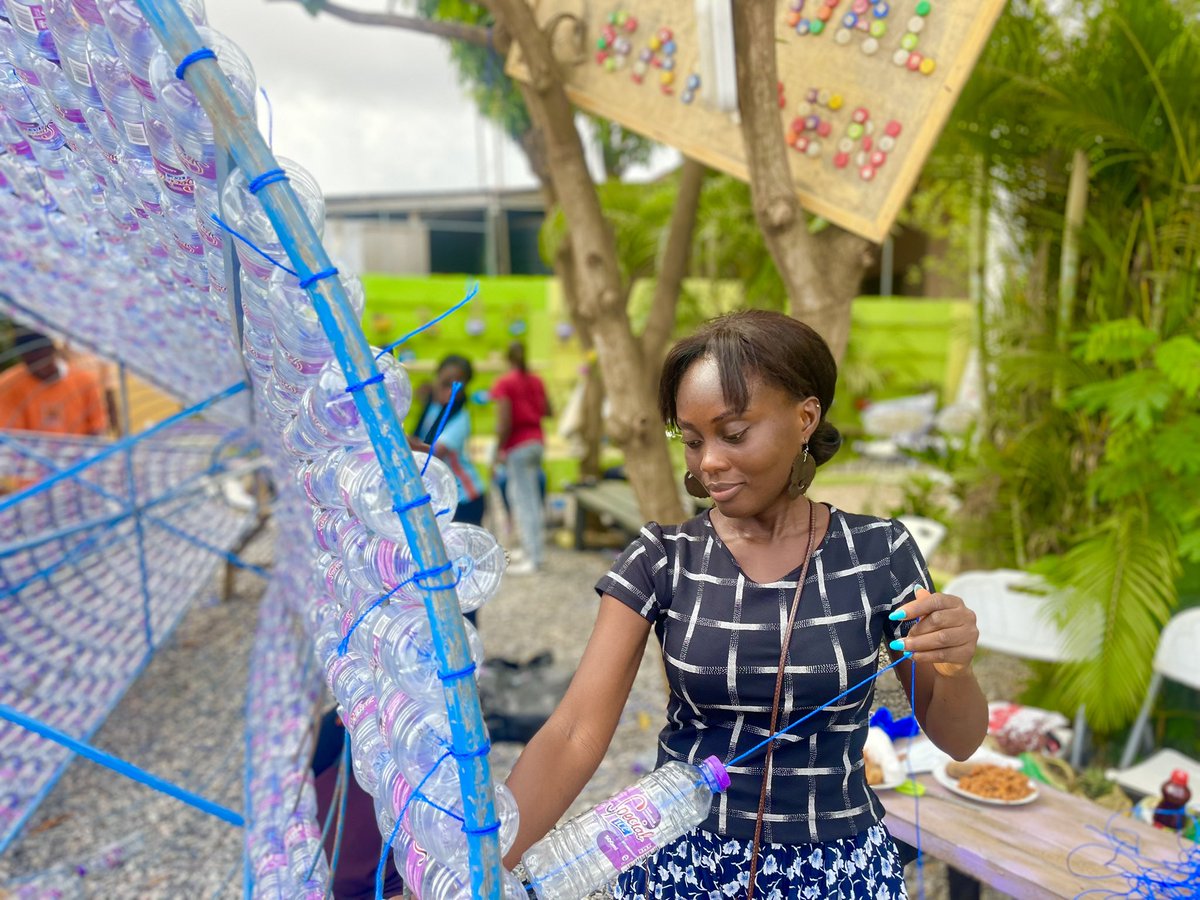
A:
609 822 908 899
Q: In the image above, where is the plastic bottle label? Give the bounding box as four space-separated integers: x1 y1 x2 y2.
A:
153 158 195 196
65 54 94 87
178 145 217 181
122 119 148 146
10 3 47 35
592 786 663 870
128 72 156 102
13 117 64 148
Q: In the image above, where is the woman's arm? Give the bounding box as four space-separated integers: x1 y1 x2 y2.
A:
889 588 988 761
503 595 653 867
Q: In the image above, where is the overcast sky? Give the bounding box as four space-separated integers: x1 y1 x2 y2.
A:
203 0 675 197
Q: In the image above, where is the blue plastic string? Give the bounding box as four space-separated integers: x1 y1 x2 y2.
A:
727 652 914 768
344 371 384 393
450 741 491 760
910 654 924 899
336 563 461 656
207 213 297 276
422 381 462 475
394 492 432 514
174 46 215 79
0 703 244 826
438 662 477 682
246 168 288 194
376 751 453 900
307 730 348 882
1068 812 1200 898
374 283 481 359
299 266 338 289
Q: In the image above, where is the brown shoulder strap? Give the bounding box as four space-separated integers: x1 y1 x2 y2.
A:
746 499 817 900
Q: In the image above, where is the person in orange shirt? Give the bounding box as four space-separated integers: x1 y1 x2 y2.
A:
0 329 109 436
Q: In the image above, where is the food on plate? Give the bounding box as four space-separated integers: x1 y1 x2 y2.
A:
945 760 979 779
955 763 1035 801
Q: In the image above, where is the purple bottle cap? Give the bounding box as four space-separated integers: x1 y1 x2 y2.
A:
701 756 731 793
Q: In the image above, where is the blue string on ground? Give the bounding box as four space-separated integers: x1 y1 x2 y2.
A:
0 703 244 826
374 283 480 359
422 381 462 475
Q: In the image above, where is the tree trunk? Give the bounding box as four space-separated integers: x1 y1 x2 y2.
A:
485 0 685 525
641 158 706 388
731 0 870 362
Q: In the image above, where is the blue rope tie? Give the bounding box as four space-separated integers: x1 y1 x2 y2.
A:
374 282 480 359
463 820 502 836
450 741 491 760
247 168 288 194
393 493 431 514
208 213 297 276
175 47 216 80
344 372 384 393
437 662 476 682
422 381 462 476
299 266 338 289
377 751 452 899
336 582 404 657
412 561 455 587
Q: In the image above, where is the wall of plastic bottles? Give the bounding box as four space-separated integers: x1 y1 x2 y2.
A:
0 1 517 896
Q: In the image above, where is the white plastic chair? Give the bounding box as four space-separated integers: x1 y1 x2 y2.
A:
897 515 947 561
943 569 1100 767
1110 608 1200 799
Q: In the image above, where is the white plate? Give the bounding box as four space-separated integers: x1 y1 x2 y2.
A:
932 756 1039 806
870 774 909 792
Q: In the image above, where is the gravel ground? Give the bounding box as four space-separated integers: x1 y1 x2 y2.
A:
0 481 1031 899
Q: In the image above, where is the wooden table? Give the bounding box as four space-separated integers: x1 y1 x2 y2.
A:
879 773 1185 898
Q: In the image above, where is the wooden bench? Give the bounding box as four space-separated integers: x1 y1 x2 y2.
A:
567 480 708 550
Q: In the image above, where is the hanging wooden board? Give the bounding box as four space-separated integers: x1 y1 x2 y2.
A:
507 0 1007 243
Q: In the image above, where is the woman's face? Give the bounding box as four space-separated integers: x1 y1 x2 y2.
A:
435 364 468 405
675 356 818 517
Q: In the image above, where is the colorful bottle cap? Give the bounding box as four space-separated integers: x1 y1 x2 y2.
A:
701 756 732 792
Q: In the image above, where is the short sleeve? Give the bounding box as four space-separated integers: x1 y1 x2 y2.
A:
885 519 934 642
489 375 512 403
594 522 670 622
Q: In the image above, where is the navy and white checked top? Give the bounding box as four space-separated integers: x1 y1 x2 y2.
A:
595 504 930 844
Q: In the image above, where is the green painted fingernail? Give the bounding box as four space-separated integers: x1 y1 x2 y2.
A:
889 609 907 621
889 639 905 651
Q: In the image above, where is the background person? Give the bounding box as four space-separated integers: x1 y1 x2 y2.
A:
0 328 109 435
416 354 486 527
502 311 987 898
491 341 550 575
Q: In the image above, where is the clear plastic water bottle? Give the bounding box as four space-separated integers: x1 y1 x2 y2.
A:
148 26 255 186
86 26 149 157
4 0 59 61
414 857 529 900
521 757 731 899
408 782 520 875
99 0 206 105
368 604 485 698
283 811 328 887
334 448 455 540
45 0 102 109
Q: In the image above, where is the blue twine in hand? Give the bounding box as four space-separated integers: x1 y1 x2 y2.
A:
422 381 462 475
175 47 215 79
374 283 480 359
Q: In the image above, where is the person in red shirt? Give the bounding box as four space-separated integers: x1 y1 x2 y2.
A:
0 329 109 436
491 341 551 574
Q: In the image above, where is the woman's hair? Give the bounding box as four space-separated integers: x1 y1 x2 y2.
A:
438 353 473 384
421 354 474 443
658 309 843 466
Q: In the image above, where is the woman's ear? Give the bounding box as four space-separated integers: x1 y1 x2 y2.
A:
797 396 822 442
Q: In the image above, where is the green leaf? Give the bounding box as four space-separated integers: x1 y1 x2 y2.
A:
1031 509 1181 731
1069 369 1174 429
1154 336 1200 396
1180 530 1200 563
1150 418 1200 476
1079 317 1158 363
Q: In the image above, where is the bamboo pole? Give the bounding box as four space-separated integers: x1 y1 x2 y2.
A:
132 3 502 895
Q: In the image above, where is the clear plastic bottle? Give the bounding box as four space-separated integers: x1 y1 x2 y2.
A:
333 447 456 540
521 757 731 899
148 26 255 186
45 0 102 109
368 603 485 698
4 0 59 61
408 782 520 876
414 857 528 900
86 26 149 157
98 0 206 105
283 810 329 888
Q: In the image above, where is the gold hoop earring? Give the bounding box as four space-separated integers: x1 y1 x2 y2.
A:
788 444 815 498
683 470 709 499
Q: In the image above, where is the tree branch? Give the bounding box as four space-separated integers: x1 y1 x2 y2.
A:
268 0 492 46
641 157 706 376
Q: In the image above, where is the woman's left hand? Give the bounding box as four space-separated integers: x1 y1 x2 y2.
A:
890 588 979 678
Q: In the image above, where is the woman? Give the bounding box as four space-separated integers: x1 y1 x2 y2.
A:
417 354 486 527
503 311 987 898
491 341 551 574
